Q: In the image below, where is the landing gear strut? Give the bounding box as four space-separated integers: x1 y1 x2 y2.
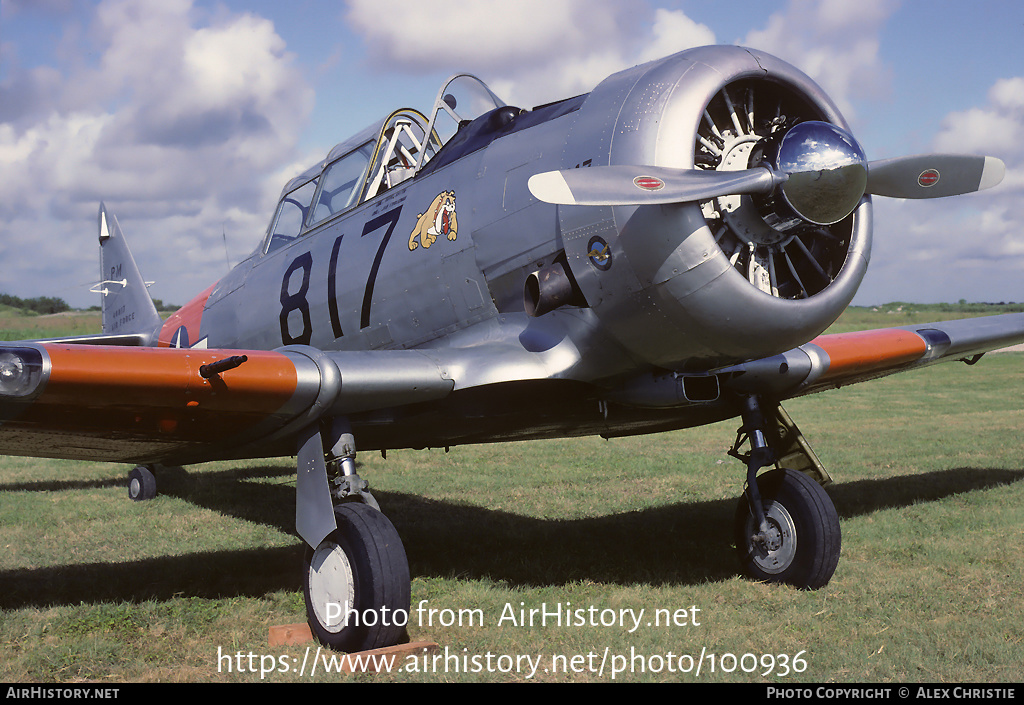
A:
297 419 410 651
730 396 841 589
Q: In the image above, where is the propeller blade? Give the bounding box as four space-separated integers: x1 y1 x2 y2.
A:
865 154 1005 199
528 165 778 206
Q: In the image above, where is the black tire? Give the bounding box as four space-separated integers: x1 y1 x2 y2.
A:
128 465 157 502
303 502 410 652
734 468 841 589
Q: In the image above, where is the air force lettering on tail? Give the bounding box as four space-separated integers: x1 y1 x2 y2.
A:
0 46 1020 653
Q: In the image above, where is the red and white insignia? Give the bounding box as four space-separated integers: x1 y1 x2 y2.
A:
918 169 940 188
633 175 665 191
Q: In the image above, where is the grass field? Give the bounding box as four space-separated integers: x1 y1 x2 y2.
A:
1 308 1022 682
0 307 102 341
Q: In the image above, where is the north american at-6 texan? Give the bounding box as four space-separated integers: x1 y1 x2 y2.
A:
1 46 1020 652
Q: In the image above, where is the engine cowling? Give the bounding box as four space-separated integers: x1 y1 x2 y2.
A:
557 45 871 370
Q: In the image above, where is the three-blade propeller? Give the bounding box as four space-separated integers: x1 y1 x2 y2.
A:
528 121 1005 222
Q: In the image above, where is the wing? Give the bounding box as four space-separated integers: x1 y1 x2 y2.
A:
0 342 454 465
0 302 598 467
720 312 1024 398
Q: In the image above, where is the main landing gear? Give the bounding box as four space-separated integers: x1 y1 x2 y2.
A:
296 419 410 652
729 396 841 589
304 502 409 652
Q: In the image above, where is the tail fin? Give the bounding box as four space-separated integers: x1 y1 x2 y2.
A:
96 203 162 345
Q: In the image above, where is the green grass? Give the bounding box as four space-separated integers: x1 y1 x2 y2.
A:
1 308 1022 682
0 310 102 341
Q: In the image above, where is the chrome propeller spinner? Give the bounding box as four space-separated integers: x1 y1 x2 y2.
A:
761 120 868 230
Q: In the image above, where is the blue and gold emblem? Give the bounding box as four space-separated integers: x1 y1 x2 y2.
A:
587 236 612 271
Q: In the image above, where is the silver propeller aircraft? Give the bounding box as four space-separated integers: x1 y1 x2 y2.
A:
1 45 1021 653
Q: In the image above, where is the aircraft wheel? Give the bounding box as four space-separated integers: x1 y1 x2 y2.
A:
734 468 840 589
304 502 410 652
128 465 157 502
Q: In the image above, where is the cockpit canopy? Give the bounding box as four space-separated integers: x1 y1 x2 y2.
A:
261 75 504 255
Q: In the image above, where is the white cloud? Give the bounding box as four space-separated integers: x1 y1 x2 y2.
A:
637 8 717 64
934 78 1024 158
346 0 632 72
740 0 897 121
990 76 1024 110
343 0 716 107
0 0 314 307
861 70 1024 304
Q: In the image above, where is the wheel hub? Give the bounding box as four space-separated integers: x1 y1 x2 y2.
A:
307 541 355 634
748 502 797 575
760 521 784 552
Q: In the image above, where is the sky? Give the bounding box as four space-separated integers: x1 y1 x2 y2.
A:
1 0 1022 309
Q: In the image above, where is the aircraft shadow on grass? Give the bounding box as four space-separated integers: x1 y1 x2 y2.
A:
1 463 1022 610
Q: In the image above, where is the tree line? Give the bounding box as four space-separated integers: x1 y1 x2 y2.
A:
0 293 71 315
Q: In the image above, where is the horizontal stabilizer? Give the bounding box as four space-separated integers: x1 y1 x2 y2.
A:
11 332 151 347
